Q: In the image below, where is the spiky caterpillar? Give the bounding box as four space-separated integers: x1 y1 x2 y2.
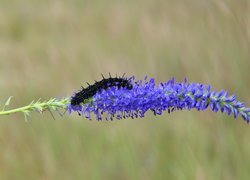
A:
70 75 133 106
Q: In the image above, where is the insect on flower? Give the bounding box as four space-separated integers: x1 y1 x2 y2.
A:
68 76 250 123
70 73 133 107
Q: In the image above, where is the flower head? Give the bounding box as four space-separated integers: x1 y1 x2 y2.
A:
68 77 250 123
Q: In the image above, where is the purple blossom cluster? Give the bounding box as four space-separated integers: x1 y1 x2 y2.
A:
67 77 250 123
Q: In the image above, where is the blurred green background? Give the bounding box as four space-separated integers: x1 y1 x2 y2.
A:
0 0 250 179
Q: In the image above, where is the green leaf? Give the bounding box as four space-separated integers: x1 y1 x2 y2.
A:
5 96 13 106
1 96 13 111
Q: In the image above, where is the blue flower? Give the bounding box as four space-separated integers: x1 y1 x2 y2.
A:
68 77 250 123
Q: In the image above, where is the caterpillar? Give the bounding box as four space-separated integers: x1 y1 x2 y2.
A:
70 74 133 106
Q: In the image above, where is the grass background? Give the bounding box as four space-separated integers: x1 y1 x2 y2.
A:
0 0 250 179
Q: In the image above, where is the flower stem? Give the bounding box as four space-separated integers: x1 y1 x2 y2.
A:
0 105 35 115
0 98 70 117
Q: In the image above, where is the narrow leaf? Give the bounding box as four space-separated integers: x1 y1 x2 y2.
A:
2 96 13 111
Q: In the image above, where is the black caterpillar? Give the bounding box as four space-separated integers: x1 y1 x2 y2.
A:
70 74 133 106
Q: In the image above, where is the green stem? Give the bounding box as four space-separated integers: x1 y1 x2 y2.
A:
0 98 70 116
0 105 34 115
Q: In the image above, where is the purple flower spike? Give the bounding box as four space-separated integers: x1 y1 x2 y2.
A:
68 77 250 123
